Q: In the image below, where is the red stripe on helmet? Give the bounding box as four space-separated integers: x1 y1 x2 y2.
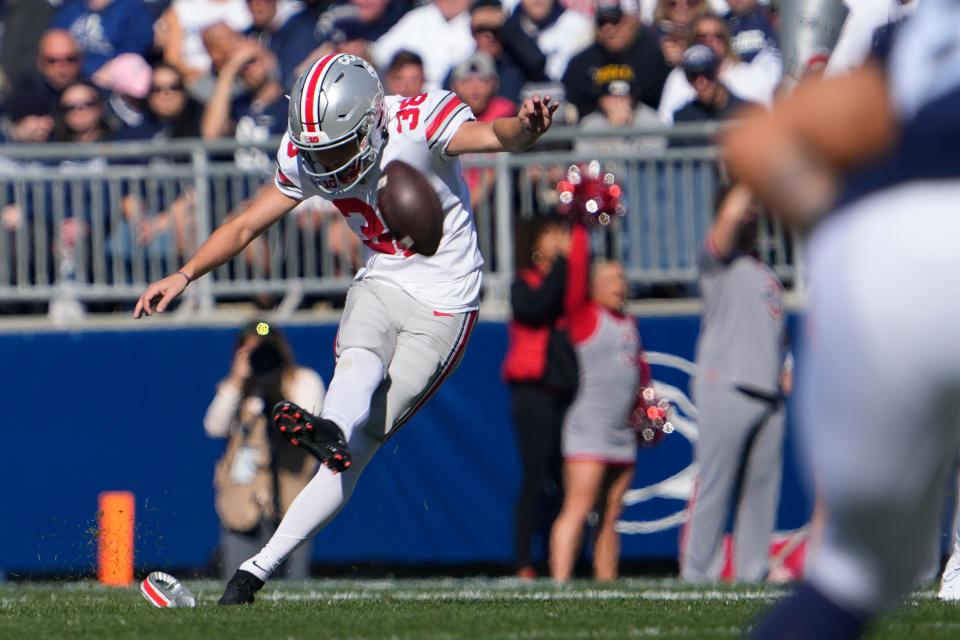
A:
303 54 337 134
141 579 171 607
425 95 463 142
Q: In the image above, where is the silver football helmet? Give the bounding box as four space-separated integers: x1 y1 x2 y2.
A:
288 53 386 194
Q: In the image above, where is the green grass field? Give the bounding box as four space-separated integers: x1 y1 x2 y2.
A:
1 578 958 639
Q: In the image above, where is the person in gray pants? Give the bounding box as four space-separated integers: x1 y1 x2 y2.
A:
681 182 790 583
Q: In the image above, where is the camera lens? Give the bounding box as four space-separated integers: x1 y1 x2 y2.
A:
250 342 283 375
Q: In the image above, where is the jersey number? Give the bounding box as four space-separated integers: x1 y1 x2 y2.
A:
396 93 427 134
333 197 414 257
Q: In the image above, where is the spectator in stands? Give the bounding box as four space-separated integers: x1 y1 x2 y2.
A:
652 0 706 35
549 221 652 583
114 63 203 141
724 0 777 64
156 0 252 92
454 0 548 104
385 50 426 97
503 215 575 580
575 79 663 153
5 30 83 119
0 0 59 95
55 81 113 143
563 0 670 120
450 51 515 211
671 44 752 130
372 0 475 91
246 0 320 90
202 39 287 145
657 13 779 124
315 0 408 48
93 53 153 132
206 320 325 580
507 0 593 83
51 0 155 79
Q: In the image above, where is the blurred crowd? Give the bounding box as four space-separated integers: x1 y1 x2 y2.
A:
0 0 782 147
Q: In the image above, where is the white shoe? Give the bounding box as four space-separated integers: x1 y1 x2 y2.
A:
938 551 960 601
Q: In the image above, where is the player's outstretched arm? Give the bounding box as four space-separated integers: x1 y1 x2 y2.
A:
133 183 298 318
707 183 755 259
723 60 896 226
446 95 559 155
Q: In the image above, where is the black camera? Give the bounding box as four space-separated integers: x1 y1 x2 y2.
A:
250 342 283 376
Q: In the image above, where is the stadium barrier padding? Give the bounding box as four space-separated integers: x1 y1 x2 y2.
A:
0 315 813 574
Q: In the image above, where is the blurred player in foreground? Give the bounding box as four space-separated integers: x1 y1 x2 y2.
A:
724 1 960 637
133 53 558 604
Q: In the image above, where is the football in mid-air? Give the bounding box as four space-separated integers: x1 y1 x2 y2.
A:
376 160 444 256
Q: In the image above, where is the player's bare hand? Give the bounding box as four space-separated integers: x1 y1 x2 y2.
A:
518 95 559 135
133 272 189 318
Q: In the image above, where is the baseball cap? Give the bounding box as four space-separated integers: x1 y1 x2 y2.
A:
595 0 624 24
451 51 497 82
682 44 720 80
92 53 153 99
328 18 367 44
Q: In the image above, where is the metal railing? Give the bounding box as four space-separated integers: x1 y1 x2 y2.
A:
0 125 798 314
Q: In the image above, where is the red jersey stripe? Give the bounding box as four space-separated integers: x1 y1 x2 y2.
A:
425 95 463 142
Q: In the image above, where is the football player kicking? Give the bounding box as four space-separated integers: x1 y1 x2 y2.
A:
725 0 960 638
133 53 558 604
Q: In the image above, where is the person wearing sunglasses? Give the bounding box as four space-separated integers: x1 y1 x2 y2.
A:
658 13 780 125
51 0 155 79
3 29 83 119
670 44 755 139
562 0 670 120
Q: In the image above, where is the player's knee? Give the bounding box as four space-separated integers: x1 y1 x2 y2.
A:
335 348 385 389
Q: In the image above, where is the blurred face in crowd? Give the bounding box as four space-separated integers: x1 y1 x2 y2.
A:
204 23 243 73
247 0 279 30
354 0 391 24
386 62 425 97
521 0 554 23
38 30 82 91
239 45 276 91
690 71 720 105
532 223 570 270
597 11 637 53
727 0 757 14
664 0 704 26
660 31 687 66
149 66 187 120
472 8 505 58
452 74 498 115
435 0 470 21
693 17 730 59
592 261 627 311
599 93 634 126
61 84 103 136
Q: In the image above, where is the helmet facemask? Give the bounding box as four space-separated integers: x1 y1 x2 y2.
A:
296 111 384 194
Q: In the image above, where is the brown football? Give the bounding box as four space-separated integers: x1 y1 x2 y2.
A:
376 160 444 256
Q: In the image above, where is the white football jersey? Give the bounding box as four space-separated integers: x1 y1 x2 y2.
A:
274 91 484 313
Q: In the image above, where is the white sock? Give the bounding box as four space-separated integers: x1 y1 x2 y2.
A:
240 426 381 581
320 347 384 439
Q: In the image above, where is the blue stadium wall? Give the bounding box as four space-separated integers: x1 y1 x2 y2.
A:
0 315 813 576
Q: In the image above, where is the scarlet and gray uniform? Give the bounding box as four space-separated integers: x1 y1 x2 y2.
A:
681 238 787 582
561 224 649 465
274 88 482 440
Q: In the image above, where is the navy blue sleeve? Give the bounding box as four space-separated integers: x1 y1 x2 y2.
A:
113 0 156 58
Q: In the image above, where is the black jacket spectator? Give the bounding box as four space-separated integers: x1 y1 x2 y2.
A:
246 0 321 91
562 4 670 119
4 29 83 119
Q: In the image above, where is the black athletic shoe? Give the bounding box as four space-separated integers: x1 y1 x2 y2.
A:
272 401 352 473
217 569 264 606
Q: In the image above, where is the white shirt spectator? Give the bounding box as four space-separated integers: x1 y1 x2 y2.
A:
371 4 475 91
171 0 253 74
658 46 780 124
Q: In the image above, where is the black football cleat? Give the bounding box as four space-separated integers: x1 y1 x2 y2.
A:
272 401 352 473
217 569 264 606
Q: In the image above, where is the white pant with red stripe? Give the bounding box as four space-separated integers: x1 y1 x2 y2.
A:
239 276 477 580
